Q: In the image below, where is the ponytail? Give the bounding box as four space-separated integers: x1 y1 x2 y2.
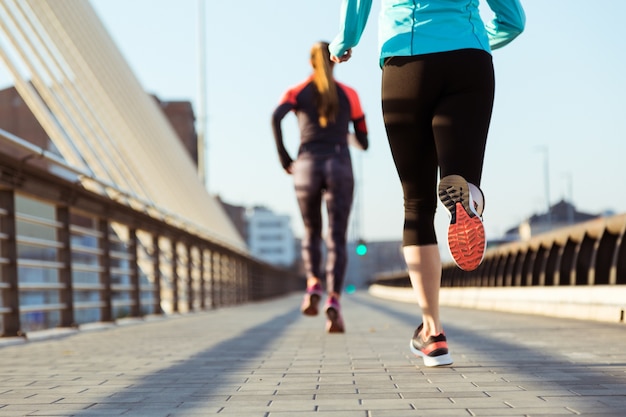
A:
310 41 338 128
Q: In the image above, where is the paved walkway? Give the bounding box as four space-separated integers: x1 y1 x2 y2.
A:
1 291 625 416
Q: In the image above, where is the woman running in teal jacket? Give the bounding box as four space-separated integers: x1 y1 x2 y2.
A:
329 0 525 365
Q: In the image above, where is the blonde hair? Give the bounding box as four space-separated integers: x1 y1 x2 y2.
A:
310 41 338 128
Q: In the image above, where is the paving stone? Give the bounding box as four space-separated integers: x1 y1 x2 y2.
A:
0 292 625 416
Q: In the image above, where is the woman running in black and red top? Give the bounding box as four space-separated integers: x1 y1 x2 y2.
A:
271 41 368 333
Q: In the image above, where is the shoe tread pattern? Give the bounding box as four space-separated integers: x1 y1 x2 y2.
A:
438 175 485 271
438 175 476 220
448 203 485 270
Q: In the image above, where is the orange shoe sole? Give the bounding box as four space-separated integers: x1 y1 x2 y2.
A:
438 175 486 271
447 202 485 271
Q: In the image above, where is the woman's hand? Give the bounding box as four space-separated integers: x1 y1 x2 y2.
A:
331 48 352 63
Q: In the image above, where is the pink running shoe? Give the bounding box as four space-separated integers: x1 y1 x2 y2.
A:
324 296 345 333
438 175 486 271
301 283 323 316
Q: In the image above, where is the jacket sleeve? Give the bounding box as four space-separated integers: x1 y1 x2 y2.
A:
352 116 369 151
271 101 295 170
340 82 369 151
329 0 373 58
485 0 526 50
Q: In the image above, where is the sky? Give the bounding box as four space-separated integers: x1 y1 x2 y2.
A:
3 1 626 258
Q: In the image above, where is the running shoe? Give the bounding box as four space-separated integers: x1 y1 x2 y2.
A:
301 283 323 316
438 174 486 271
409 324 453 367
325 296 345 333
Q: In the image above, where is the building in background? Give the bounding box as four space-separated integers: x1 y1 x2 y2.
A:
493 199 604 245
0 86 199 165
0 86 54 152
246 206 296 267
152 97 198 166
216 196 247 242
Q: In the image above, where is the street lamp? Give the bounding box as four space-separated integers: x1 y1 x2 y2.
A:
197 0 208 189
536 146 551 228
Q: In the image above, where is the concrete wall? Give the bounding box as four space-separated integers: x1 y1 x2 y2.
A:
370 284 626 323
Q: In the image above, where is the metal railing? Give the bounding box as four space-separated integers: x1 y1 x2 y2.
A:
373 213 626 289
0 129 303 337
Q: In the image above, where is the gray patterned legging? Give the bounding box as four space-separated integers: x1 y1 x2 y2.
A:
293 146 354 294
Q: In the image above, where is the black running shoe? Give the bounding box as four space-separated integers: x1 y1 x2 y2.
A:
409 324 453 367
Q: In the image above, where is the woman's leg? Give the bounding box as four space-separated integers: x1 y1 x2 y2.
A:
433 49 495 271
403 244 442 335
324 150 354 298
293 156 324 285
382 55 443 337
434 49 495 185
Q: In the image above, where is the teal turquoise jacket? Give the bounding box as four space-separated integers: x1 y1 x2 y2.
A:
329 0 526 67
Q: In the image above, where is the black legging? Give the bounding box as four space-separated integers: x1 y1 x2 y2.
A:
293 145 354 294
381 49 495 246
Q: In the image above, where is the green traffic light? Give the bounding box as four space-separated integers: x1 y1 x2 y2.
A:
356 243 367 256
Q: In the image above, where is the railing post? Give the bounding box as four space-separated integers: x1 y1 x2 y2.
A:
215 252 222 307
199 246 206 310
186 243 193 312
98 219 113 322
533 246 547 286
129 228 141 317
56 205 74 328
233 256 239 304
525 250 537 286
225 254 232 305
152 233 162 314
237 258 243 302
209 248 216 309
239 258 250 302
224 254 231 305
0 190 20 337
171 239 179 313
242 260 249 302
249 263 258 301
612 228 626 285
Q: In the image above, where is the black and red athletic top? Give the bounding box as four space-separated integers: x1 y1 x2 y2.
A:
272 75 368 170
